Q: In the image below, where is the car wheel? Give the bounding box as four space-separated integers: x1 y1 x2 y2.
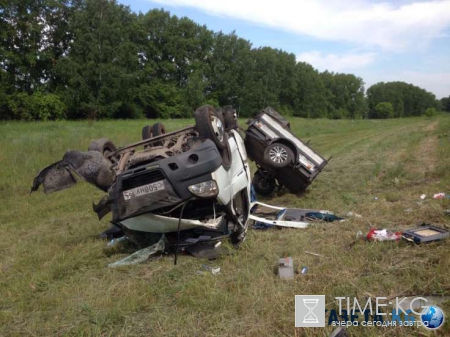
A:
216 107 224 123
152 122 166 146
263 143 293 168
252 171 276 195
142 125 153 140
223 105 238 130
195 105 227 150
88 138 117 157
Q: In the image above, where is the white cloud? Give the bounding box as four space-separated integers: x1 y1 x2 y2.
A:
296 51 377 72
153 0 450 52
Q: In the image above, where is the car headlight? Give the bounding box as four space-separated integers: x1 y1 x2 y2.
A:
188 180 218 197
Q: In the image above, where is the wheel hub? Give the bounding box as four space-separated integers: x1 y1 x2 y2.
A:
269 146 288 163
211 115 224 142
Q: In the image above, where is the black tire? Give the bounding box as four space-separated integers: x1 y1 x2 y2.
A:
142 125 153 140
195 105 227 149
152 122 166 137
152 122 166 146
216 107 224 123
263 143 294 168
88 138 117 156
252 171 276 195
223 105 238 130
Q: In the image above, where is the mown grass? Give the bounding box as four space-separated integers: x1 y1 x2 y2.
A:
1 115 449 336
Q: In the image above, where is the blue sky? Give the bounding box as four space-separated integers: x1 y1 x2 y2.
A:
119 0 450 99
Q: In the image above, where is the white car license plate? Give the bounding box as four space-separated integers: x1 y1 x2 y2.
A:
123 180 165 200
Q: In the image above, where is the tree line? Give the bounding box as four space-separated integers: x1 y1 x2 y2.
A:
0 0 447 121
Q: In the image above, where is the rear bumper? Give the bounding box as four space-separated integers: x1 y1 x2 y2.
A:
245 123 327 183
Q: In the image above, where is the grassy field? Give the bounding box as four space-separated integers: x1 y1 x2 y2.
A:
1 115 449 336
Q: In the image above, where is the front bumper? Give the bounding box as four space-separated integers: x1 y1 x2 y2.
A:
110 139 223 222
121 212 225 233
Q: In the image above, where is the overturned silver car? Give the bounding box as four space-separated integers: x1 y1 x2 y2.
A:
31 105 251 247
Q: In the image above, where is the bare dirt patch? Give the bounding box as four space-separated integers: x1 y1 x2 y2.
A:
425 120 439 131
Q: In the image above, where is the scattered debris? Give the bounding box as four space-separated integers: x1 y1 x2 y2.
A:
356 231 363 240
300 266 308 274
186 243 230 260
304 212 343 222
250 201 342 229
404 208 413 213
197 264 221 275
108 235 167 268
346 211 362 218
107 236 128 247
420 194 426 200
367 228 402 241
278 257 294 280
402 225 449 244
433 192 446 199
445 209 450 217
304 251 323 257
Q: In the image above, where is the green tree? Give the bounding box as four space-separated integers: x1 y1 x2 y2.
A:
374 102 394 119
367 81 437 118
424 107 437 117
55 0 141 119
1 0 46 94
0 1 442 121
395 98 404 118
293 62 328 118
440 96 450 112
320 71 366 119
136 9 213 117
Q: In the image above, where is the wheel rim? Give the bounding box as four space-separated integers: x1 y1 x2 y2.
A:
211 115 224 142
269 146 288 164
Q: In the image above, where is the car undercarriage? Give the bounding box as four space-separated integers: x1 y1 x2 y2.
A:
31 105 251 249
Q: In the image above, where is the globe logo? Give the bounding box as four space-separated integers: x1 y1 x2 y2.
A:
421 306 444 329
